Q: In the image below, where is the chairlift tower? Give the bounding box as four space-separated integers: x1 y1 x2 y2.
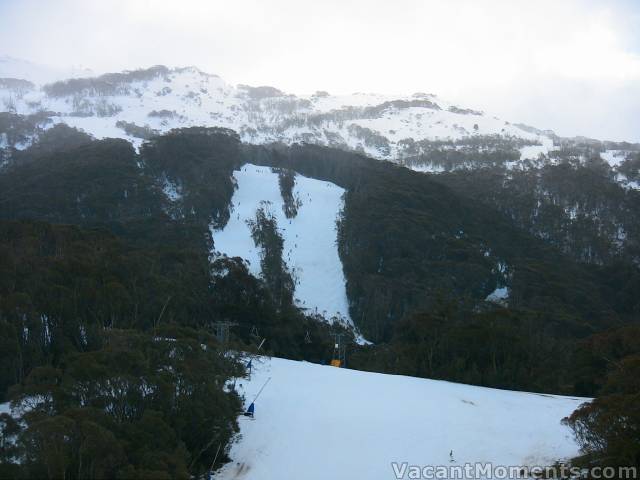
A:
331 332 347 368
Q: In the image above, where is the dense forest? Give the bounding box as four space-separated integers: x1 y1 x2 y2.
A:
0 126 638 475
0 127 340 478
432 161 640 265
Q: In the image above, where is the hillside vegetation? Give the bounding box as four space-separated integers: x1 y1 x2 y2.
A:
0 127 638 475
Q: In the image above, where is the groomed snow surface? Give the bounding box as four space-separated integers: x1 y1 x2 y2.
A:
212 164 352 325
218 357 585 480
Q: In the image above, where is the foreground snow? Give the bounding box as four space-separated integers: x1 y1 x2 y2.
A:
212 164 352 324
218 357 585 480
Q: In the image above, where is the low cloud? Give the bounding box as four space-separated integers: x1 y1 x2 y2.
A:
0 0 638 141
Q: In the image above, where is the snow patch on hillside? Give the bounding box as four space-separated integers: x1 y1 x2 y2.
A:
161 176 183 202
519 146 543 161
409 163 446 174
219 356 585 480
601 150 627 168
616 173 640 191
212 164 353 325
485 286 509 303
519 137 555 162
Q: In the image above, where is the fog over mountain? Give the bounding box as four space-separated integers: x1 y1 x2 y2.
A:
1 0 639 141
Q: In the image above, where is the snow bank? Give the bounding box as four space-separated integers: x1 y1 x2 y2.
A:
212 164 352 324
219 356 585 480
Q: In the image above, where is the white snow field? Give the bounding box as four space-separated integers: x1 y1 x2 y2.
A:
212 164 352 325
218 357 586 480
0 60 555 162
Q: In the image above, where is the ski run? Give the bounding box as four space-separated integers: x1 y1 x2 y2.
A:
218 356 586 480
211 164 354 328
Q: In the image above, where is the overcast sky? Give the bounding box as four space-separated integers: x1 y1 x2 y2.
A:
1 0 639 141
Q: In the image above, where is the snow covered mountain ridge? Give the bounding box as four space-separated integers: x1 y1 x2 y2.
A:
2 59 639 189
0 61 555 160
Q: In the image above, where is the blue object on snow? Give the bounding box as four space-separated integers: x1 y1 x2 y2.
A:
245 402 255 417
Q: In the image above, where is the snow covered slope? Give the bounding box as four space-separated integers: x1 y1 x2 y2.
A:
3 60 637 186
212 164 352 325
219 357 585 480
0 62 553 159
